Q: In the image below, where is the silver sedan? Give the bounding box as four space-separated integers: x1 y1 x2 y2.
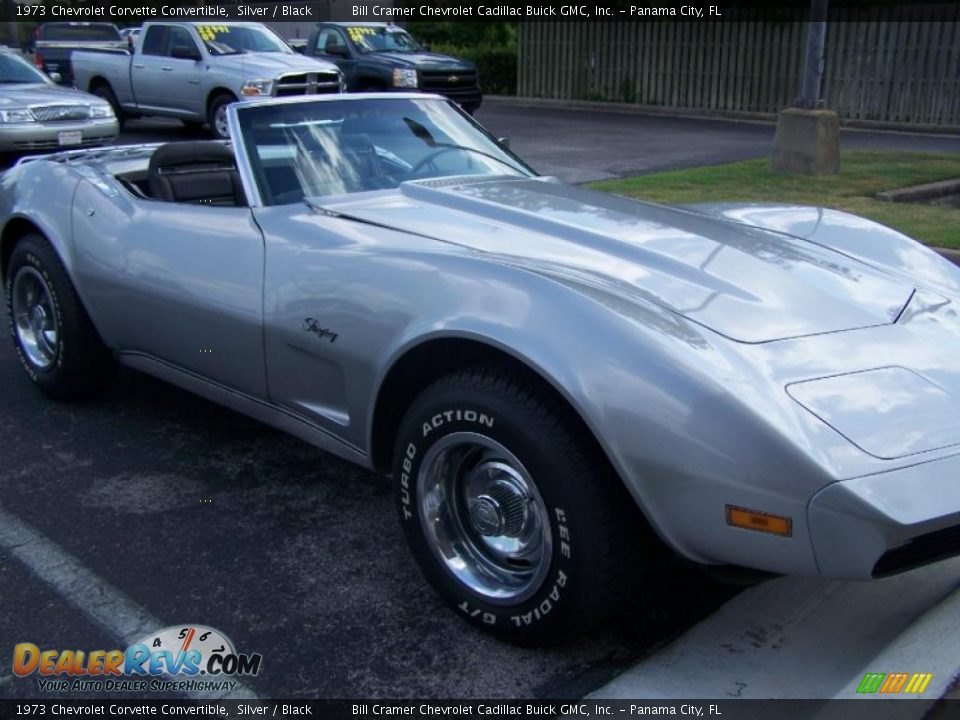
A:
0 49 117 153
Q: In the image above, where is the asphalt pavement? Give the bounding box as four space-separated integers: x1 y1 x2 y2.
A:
1 103 959 701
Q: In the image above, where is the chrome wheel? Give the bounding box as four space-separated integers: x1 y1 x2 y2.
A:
418 432 552 604
213 103 230 139
11 266 59 370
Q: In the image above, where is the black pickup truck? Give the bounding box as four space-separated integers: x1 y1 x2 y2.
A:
299 22 481 114
29 22 126 87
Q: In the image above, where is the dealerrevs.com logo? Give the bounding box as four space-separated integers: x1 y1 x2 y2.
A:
13 625 261 693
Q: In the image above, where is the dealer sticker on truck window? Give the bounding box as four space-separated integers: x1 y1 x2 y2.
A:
57 131 82 146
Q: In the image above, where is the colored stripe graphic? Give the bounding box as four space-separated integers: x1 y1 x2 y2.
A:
880 673 909 693
905 673 933 694
857 673 886 693
857 672 932 694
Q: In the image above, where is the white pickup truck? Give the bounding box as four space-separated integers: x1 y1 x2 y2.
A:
72 21 342 138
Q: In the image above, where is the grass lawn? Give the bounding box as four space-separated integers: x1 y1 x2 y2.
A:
588 150 960 249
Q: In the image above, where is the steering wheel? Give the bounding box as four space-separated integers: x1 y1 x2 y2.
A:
410 146 475 175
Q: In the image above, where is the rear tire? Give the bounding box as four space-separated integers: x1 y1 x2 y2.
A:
393 365 648 642
4 234 114 400
90 82 125 128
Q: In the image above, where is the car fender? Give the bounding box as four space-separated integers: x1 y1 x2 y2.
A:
685 202 960 296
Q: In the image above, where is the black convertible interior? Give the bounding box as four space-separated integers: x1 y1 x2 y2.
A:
116 141 247 207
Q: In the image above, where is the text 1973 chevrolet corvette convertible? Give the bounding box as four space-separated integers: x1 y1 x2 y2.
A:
3 95 960 641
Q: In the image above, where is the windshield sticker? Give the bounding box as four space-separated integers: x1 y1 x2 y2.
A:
347 26 379 43
196 25 230 43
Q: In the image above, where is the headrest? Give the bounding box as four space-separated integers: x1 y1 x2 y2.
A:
148 141 235 172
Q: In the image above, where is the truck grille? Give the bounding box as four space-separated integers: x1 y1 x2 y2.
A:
274 72 340 97
420 70 479 93
31 105 91 122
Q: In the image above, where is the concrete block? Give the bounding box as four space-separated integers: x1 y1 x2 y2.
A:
771 107 840 175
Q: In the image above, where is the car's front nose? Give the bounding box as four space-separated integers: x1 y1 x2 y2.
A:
808 450 960 579
0 116 118 152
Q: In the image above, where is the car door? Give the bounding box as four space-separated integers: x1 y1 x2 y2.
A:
134 25 204 116
71 181 268 398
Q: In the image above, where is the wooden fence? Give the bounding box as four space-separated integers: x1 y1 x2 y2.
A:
518 10 960 128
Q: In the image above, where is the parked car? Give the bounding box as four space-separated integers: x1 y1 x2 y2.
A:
30 22 126 88
3 94 960 642
0 48 117 153
301 23 481 113
119 27 141 51
71 21 342 138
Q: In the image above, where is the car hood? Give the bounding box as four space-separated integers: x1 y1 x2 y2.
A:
314 177 915 343
216 52 339 76
366 52 475 71
0 82 105 106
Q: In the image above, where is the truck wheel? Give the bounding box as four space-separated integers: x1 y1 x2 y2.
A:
91 83 125 127
4 234 114 400
208 93 237 139
393 365 645 642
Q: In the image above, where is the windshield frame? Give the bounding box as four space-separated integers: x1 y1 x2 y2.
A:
228 96 536 208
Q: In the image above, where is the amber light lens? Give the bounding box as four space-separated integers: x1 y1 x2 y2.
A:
726 506 792 537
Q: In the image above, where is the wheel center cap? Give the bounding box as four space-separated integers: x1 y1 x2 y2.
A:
31 306 46 330
468 496 504 537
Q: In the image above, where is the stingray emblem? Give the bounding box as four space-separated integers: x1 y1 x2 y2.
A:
302 318 338 343
448 75 459 84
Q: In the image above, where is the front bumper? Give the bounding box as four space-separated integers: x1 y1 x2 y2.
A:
0 119 119 152
809 451 960 578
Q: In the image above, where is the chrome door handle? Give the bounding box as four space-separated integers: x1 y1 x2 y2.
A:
161 66 173 72
133 64 145 69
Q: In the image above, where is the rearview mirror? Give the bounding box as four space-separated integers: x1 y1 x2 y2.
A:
171 45 201 61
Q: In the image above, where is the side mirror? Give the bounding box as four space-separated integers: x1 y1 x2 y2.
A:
48 71 62 84
498 137 510 149
171 45 201 61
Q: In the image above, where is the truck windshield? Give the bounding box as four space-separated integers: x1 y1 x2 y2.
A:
0 54 49 84
39 23 121 41
347 26 420 54
197 25 292 56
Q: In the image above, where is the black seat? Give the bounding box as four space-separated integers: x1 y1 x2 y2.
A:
147 141 245 206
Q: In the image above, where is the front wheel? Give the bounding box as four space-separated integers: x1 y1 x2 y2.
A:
393 366 646 642
208 93 237 140
4 234 114 400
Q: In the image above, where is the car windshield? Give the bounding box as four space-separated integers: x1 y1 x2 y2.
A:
0 54 49 84
236 98 533 206
39 23 120 41
197 24 291 56
347 26 420 54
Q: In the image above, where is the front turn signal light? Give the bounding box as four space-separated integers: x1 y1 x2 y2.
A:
726 505 792 537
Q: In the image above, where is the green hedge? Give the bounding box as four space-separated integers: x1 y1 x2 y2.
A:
431 44 517 96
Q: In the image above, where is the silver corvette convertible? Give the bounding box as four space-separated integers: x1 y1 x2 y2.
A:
3 94 960 641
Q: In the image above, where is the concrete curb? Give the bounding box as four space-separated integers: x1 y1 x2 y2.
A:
878 178 960 203
589 557 960 701
484 95 960 138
